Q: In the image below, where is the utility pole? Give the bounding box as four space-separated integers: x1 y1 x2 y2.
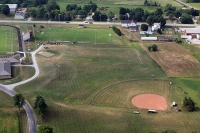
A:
56 64 60 79
59 14 61 27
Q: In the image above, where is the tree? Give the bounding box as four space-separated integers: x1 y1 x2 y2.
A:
154 8 163 16
157 29 162 34
183 97 195 111
78 10 87 20
141 24 148 31
34 95 48 118
148 46 152 51
37 125 53 133
180 13 193 24
144 0 149 6
37 6 46 18
152 44 158 51
90 4 97 12
0 4 10 16
13 93 25 111
108 11 115 21
146 15 154 26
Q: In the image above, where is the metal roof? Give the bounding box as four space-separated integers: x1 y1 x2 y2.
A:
0 62 11 76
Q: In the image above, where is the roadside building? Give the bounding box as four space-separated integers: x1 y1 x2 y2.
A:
22 31 30 41
0 4 18 13
14 11 26 19
184 28 200 36
121 20 139 31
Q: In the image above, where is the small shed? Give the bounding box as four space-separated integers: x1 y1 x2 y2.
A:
78 24 84 28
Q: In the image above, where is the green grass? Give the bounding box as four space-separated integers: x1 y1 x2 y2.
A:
187 3 200 9
0 26 18 55
35 27 121 44
0 91 27 133
0 66 35 85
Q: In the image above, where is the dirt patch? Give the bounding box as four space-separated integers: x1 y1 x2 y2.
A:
132 94 167 111
141 42 200 77
2 108 18 114
38 51 55 57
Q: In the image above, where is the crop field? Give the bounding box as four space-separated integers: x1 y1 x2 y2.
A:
141 41 200 77
0 26 18 55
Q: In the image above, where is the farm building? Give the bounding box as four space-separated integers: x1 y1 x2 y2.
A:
0 58 20 79
140 31 153 35
181 35 192 40
141 37 157 41
0 4 18 13
157 36 175 41
184 28 200 36
152 23 160 31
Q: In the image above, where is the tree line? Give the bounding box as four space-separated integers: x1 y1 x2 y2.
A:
0 0 48 7
119 3 199 24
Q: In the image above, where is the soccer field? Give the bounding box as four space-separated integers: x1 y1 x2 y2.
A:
0 26 17 55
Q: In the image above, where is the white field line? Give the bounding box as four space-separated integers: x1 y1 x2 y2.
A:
134 49 142 63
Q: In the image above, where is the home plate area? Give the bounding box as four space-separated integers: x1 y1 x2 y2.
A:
132 94 167 111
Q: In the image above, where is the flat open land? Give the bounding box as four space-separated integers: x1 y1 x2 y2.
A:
0 26 18 55
141 42 200 77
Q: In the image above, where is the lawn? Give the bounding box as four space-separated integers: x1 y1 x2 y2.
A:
35 26 121 45
188 3 200 9
0 26 18 55
14 30 170 132
0 91 27 133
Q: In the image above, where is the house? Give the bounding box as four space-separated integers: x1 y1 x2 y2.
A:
0 58 20 79
141 37 158 41
152 23 160 31
14 11 26 19
78 24 84 28
0 4 18 13
197 34 200 40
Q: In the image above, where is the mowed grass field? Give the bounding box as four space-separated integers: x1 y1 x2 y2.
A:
14 32 171 132
35 26 122 44
0 26 18 55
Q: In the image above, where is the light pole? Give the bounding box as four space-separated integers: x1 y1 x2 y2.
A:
99 14 101 22
95 29 97 45
56 64 60 79
59 14 61 27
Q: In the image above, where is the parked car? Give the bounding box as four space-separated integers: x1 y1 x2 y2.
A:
84 21 88 23
66 21 70 23
89 22 93 24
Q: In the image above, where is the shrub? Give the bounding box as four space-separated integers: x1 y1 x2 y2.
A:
152 44 158 51
157 28 162 34
183 97 195 112
40 25 44 28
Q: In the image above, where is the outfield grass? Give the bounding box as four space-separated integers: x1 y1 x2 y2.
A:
0 26 18 55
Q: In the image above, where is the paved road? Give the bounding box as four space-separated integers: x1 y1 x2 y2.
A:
0 20 198 27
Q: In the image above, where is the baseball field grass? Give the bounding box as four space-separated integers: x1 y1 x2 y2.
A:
0 26 18 55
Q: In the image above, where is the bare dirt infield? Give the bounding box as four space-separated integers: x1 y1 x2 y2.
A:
132 94 167 111
141 42 200 77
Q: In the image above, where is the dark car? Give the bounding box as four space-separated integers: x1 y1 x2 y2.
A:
66 21 70 23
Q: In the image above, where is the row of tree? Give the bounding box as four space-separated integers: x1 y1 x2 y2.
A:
112 26 122 36
186 0 200 2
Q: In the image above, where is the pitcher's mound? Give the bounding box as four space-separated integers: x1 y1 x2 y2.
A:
132 94 167 111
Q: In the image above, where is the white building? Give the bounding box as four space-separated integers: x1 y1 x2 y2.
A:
141 37 158 41
22 32 30 41
152 23 160 31
14 11 25 19
0 4 18 13
197 34 200 40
